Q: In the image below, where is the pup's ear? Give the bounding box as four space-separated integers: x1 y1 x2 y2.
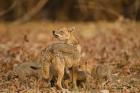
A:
68 27 75 32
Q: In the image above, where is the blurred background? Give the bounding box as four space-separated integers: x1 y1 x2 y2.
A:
0 0 139 22
0 0 140 93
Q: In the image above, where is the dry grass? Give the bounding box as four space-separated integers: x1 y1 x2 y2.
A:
0 21 140 93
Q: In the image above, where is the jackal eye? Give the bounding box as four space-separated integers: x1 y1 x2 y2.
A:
60 31 64 34
60 31 63 33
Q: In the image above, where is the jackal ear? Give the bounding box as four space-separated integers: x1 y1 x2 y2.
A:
52 30 55 34
68 27 75 32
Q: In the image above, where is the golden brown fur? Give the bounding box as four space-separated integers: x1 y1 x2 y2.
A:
40 27 82 89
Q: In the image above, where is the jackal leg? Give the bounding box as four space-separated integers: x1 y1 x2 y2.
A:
72 66 78 89
42 62 50 80
56 64 65 89
53 56 65 90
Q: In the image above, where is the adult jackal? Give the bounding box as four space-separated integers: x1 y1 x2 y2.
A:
41 27 82 90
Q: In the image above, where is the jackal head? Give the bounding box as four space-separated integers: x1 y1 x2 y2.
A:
52 27 79 45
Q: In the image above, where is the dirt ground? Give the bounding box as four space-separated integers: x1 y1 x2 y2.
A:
0 21 140 93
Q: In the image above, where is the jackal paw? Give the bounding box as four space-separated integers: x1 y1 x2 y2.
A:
62 89 70 93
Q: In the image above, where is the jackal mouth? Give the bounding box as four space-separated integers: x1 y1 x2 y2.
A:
53 33 59 38
53 31 59 38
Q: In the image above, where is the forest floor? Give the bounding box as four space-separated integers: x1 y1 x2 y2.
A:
0 21 140 93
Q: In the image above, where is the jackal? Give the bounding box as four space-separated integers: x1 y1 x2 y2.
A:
40 27 82 89
13 62 42 81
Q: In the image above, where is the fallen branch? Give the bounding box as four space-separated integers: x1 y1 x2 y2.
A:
13 0 48 24
0 0 17 17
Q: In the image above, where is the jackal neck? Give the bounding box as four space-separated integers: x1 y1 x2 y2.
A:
65 35 79 46
65 35 81 53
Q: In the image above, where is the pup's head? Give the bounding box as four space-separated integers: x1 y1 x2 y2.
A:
52 27 75 41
